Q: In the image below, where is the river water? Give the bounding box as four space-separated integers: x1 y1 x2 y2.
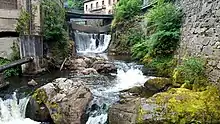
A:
0 31 155 124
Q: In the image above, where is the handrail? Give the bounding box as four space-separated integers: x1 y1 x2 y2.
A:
0 57 34 72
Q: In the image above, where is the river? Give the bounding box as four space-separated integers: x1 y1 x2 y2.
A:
0 31 155 124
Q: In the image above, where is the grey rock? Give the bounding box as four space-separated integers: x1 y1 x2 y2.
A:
28 79 38 86
28 78 92 124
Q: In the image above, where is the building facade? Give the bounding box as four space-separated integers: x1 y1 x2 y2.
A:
0 0 41 59
84 0 118 14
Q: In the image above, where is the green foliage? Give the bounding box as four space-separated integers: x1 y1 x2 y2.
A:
0 58 21 78
67 0 83 9
15 9 31 35
112 0 142 26
42 0 68 43
41 0 69 58
132 42 149 60
173 57 207 90
146 1 182 32
144 56 177 77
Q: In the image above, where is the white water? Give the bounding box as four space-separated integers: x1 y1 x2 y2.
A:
0 92 39 124
74 31 111 53
86 62 153 124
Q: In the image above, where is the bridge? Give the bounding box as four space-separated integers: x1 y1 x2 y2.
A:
66 11 113 21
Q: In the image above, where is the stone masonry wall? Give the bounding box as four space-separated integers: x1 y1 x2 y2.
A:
178 0 220 83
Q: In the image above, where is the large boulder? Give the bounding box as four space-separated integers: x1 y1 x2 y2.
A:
108 95 140 124
92 60 117 73
144 77 173 92
109 87 220 124
27 78 92 124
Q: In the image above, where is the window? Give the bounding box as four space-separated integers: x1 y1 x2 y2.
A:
91 3 93 9
108 0 111 5
96 2 98 8
0 0 17 9
86 5 88 11
102 0 104 5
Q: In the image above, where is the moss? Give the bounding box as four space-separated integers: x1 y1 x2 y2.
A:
145 77 172 90
152 87 220 123
32 89 48 104
32 89 62 124
136 105 146 124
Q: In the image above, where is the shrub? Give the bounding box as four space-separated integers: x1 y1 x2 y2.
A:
41 0 69 58
112 0 142 26
173 57 208 90
0 58 21 78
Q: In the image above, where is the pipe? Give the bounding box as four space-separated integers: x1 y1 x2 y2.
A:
0 57 34 72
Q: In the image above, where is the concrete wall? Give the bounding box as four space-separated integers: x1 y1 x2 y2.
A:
84 0 118 14
177 0 220 83
0 38 17 59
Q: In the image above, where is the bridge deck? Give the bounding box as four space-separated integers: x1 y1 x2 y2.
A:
66 11 113 20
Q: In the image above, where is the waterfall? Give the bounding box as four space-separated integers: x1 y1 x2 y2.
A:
0 92 39 124
74 31 111 53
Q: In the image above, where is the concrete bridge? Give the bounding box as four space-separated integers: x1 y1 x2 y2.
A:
66 11 113 21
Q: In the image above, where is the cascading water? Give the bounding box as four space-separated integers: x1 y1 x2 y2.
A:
74 31 111 53
85 61 153 124
0 92 39 124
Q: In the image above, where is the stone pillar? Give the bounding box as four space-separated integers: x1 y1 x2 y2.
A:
19 35 44 75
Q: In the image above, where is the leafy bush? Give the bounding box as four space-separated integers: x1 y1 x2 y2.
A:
132 42 149 59
173 57 208 90
131 0 182 75
112 0 142 26
66 0 83 9
0 58 21 78
41 0 69 58
42 0 68 43
144 55 177 77
15 9 31 35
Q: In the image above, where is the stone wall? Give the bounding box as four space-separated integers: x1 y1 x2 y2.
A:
178 0 220 83
0 38 17 59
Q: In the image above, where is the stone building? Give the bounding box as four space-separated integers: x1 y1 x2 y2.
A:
0 0 41 59
84 0 118 14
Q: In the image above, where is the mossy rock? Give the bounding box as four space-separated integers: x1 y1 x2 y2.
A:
144 77 173 92
138 87 220 124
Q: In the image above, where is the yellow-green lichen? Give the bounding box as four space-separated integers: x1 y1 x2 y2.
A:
153 87 220 123
32 89 48 104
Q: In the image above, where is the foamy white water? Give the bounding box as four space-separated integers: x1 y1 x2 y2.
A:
0 92 40 124
74 31 111 54
86 63 153 124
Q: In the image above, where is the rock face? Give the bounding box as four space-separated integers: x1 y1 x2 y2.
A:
109 88 220 124
27 78 92 124
92 60 117 73
108 96 140 124
0 73 9 89
177 0 220 83
144 77 172 91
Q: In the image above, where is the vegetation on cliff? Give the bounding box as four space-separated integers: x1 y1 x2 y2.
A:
41 0 70 58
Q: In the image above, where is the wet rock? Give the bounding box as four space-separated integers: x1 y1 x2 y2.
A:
0 73 9 89
27 79 38 86
81 68 98 75
92 60 117 73
138 88 220 123
108 96 140 124
144 77 172 92
28 78 92 124
110 87 220 124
